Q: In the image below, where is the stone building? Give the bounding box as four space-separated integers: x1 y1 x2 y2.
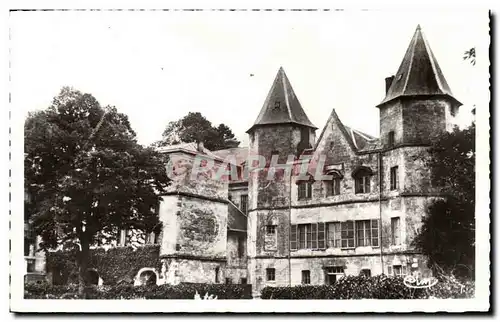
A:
216 24 459 295
27 25 461 296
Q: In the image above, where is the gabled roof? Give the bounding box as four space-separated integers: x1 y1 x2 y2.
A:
378 25 460 107
247 67 317 133
312 108 380 155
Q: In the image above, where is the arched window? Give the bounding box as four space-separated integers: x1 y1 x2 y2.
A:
325 170 342 196
352 167 373 194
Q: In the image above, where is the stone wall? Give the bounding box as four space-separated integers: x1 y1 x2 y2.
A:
227 231 247 268
165 258 226 284
175 196 227 258
379 100 403 148
402 98 450 144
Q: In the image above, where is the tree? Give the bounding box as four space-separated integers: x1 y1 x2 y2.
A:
155 112 240 150
414 122 475 279
25 87 170 295
463 47 476 66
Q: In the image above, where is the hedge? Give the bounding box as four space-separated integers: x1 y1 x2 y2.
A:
24 282 253 299
260 275 474 299
47 245 161 285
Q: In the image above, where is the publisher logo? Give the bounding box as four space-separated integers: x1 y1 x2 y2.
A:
403 273 438 289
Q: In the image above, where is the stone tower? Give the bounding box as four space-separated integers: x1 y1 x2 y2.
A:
376 25 462 256
246 67 317 295
377 25 461 147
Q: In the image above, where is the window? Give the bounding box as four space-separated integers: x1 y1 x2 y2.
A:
266 268 275 281
241 278 247 284
265 225 277 251
225 278 231 284
360 269 371 277
341 221 355 248
266 225 276 234
390 166 399 190
353 168 372 194
327 222 341 248
215 267 220 283
290 223 326 250
388 131 395 147
298 182 312 200
355 220 379 247
298 224 307 249
274 101 280 109
355 176 371 194
326 177 341 196
240 195 248 214
391 217 401 245
325 266 344 285
301 270 311 284
237 235 245 258
298 224 315 249
393 265 405 277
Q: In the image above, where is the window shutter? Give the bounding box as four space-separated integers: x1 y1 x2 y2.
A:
311 223 318 249
318 222 326 249
334 178 340 195
371 219 379 247
395 167 399 189
290 225 297 250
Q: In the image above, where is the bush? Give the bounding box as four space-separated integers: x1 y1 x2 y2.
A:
24 282 252 299
47 245 161 286
260 275 474 299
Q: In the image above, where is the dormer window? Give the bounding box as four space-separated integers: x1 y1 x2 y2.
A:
353 167 373 194
388 131 395 147
274 101 281 109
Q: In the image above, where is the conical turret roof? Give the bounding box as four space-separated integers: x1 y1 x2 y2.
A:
247 67 316 133
378 25 460 107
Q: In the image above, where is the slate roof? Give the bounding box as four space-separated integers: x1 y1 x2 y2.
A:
378 25 459 107
344 126 379 151
247 67 317 133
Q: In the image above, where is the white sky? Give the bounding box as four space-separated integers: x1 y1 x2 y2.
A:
10 10 488 147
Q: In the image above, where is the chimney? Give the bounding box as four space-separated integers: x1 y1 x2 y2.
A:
197 141 204 152
385 75 395 94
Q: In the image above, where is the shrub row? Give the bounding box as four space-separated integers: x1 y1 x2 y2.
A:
47 245 161 285
24 282 253 299
260 275 474 299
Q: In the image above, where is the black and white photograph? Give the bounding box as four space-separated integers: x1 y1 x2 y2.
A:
9 7 490 313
